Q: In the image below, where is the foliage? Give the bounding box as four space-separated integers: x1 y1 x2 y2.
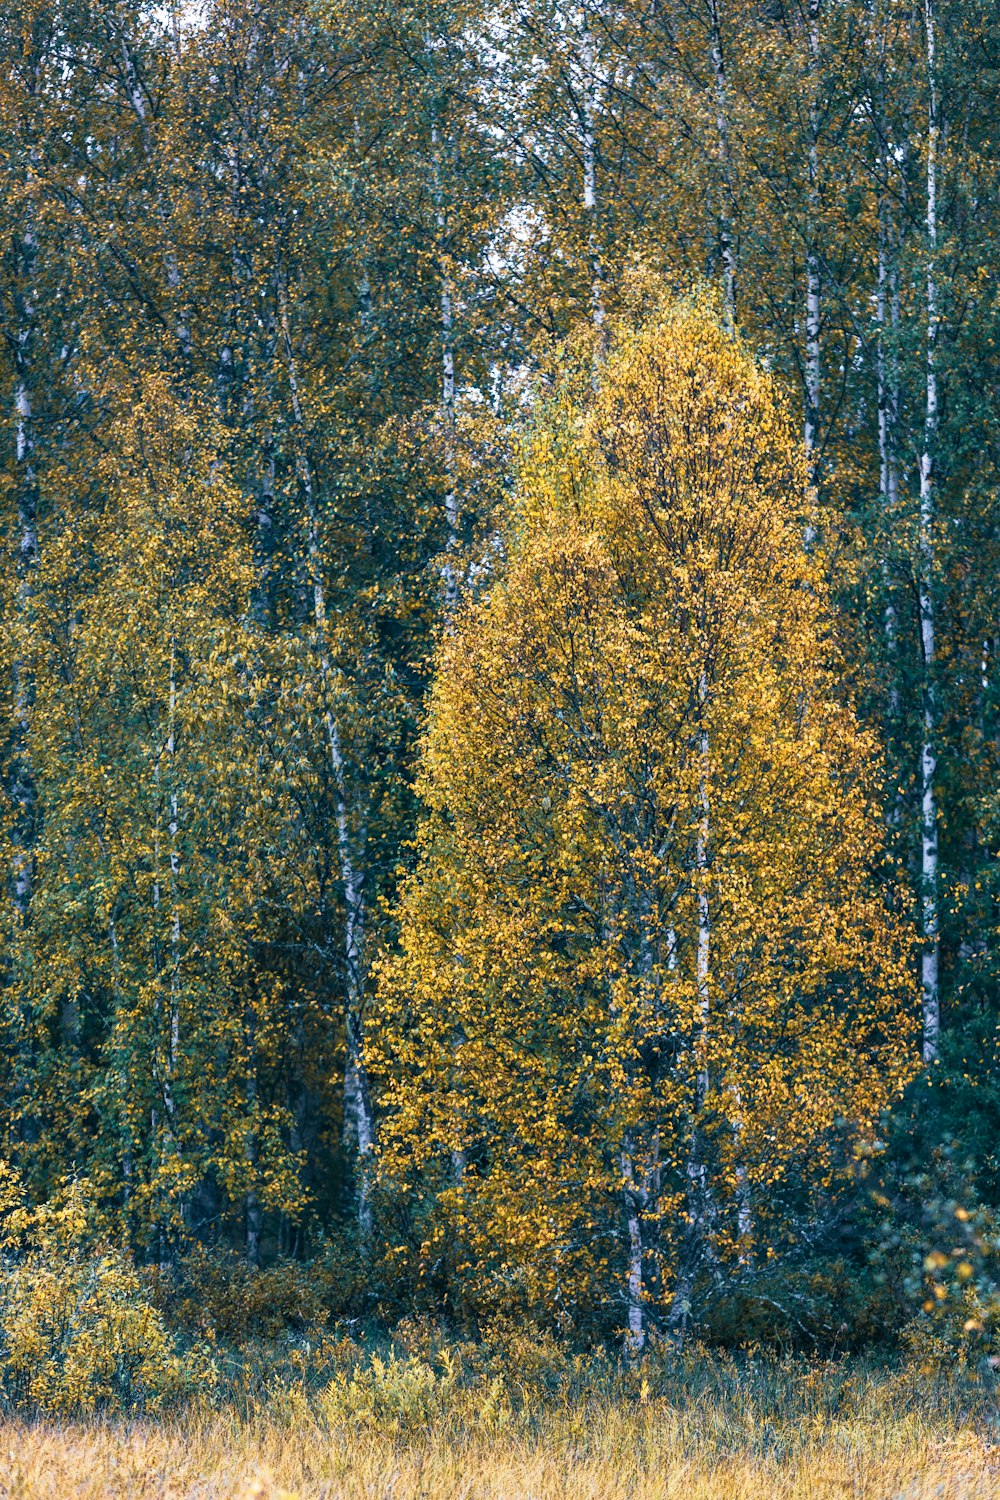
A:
0 1163 214 1415
0 0 994 1361
373 295 918 1338
1 1344 998 1497
163 1248 337 1344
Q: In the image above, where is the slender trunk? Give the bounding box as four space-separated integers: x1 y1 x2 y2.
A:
736 1156 752 1239
327 709 373 1247
119 39 190 361
11 214 38 930
252 427 275 628
670 673 714 1338
708 1 736 331
621 1137 645 1355
804 0 822 512
244 293 277 1252
166 643 181 1114
618 884 663 1356
150 679 168 1263
430 121 470 1190
8 197 40 1152
251 294 279 628
150 642 181 1262
580 20 604 337
696 722 710 1088
876 203 901 721
874 42 903 780
280 282 374 1239
432 121 459 615
981 638 991 719
245 999 261 1267
919 0 940 1064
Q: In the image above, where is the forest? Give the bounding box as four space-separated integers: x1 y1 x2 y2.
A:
0 0 998 1493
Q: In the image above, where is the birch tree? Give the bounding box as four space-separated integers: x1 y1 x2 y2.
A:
917 0 939 1064
372 295 917 1340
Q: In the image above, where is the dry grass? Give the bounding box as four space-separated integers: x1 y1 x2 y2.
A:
0 1364 996 1500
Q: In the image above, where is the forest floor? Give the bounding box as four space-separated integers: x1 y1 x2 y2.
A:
0 1355 997 1500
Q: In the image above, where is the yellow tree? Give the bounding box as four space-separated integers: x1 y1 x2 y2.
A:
372 295 917 1346
10 379 311 1254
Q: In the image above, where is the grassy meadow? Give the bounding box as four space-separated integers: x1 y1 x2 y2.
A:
0 1349 997 1499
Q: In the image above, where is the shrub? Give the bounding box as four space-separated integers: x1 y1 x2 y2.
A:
164 1245 332 1343
0 1163 214 1415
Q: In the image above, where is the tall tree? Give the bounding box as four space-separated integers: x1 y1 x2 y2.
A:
373 296 917 1342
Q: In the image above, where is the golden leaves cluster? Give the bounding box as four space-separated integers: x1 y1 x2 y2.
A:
372 296 918 1324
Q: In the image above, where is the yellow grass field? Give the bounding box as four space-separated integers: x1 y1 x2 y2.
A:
0 1363 996 1500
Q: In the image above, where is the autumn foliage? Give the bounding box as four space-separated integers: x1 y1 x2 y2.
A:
373 300 917 1342
0 0 997 1409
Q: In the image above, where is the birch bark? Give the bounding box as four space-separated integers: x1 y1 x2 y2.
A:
621 1136 645 1354
280 282 375 1240
7 184 41 1151
578 18 602 334
804 0 822 504
618 877 664 1356
669 671 714 1339
874 36 904 787
165 643 181 1127
432 119 459 616
10 210 39 930
918 0 940 1064
150 662 172 1264
579 16 604 337
707 1 736 331
245 994 262 1267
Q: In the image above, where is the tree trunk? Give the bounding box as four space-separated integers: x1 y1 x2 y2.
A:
876 195 901 725
10 212 38 931
245 998 262 1267
166 642 181 1125
327 711 374 1248
918 0 940 1064
621 1136 645 1355
280 280 375 1240
874 34 904 832
432 120 460 615
804 0 822 506
708 1 736 331
670 673 714 1339
580 20 604 337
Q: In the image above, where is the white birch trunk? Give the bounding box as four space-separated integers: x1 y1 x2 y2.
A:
245 1012 262 1267
617 880 666 1356
280 284 375 1238
874 42 904 777
163 644 181 1130
430 116 471 1189
580 21 604 336
150 670 173 1265
708 1 736 332
982 639 991 702
11 214 38 928
621 1138 645 1354
918 0 940 1064
326 708 373 1247
876 205 899 710
431 121 460 616
804 0 822 519
736 1158 752 1239
251 290 279 628
670 672 714 1337
7 189 41 1151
